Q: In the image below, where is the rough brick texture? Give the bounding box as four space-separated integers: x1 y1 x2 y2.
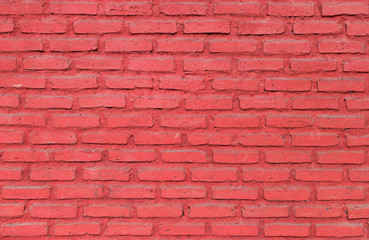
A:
0 0 368 239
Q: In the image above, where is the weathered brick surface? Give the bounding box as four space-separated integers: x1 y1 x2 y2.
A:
0 0 368 238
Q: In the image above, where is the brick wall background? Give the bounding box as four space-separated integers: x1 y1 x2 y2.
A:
0 0 369 238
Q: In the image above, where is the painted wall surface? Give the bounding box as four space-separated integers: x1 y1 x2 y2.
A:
0 0 369 238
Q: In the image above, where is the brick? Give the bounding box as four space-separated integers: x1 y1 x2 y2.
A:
158 38 204 52
2 150 49 163
347 205 369 219
2 186 50 199
19 19 67 33
74 20 122 34
214 2 260 15
50 2 97 15
0 94 15 107
159 76 205 91
317 187 365 200
105 76 153 89
264 187 311 201
50 75 97 89
213 149 259 164
23 56 70 70
134 132 181 145
0 39 42 52
161 115 207 129
317 151 365 164
137 167 185 182
186 95 232 110
316 223 363 237
81 131 130 145
56 185 103 199
184 58 231 72
318 77 365 92
294 169 343 182
242 205 289 218
292 97 339 109
184 20 230 34
293 21 342 34
50 38 97 52
83 167 130 181
83 204 130 218
103 2 152 16
264 223 310 237
0 167 22 180
161 149 208 163
266 114 313 128
54 150 101 162
322 2 368 16
79 95 126 109
109 149 157 162
106 222 153 236
105 38 152 52
128 57 175 72
53 222 101 236
0 57 17 71
265 78 312 92
291 59 336 72
210 39 258 53
0 2 42 15
350 168 369 181
239 133 285 146
344 58 369 72
268 2 314 16
243 168 290 182
238 58 284 71
0 113 45 126
30 203 77 218
188 133 234 146
29 131 76 145
317 115 365 129
212 186 258 200
212 77 258 91
107 114 153 127
129 20 177 34
0 130 24 144
159 223 206 236
213 114 259 128
0 204 24 217
30 167 75 181
161 186 206 199
346 98 369 110
211 222 259 236
347 22 369 35
191 167 237 182
189 204 235 218
295 205 342 218
109 185 155 199
75 57 122 70
160 2 206 16
0 21 14 33
52 114 99 128
265 151 312 164
0 223 47 237
24 95 72 109
239 21 284 35
319 40 365 54
292 133 339 147
264 40 311 54
346 134 369 146
137 204 183 218
239 96 288 109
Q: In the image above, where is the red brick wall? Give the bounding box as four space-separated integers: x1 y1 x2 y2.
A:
0 0 368 238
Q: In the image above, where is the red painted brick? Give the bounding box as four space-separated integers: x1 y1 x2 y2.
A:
264 223 311 237
104 2 152 16
268 2 314 16
160 3 206 16
293 21 342 34
74 20 122 34
129 21 177 34
50 2 97 15
316 223 363 237
322 2 368 16
214 2 260 15
211 222 259 236
239 21 285 35
184 20 230 34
